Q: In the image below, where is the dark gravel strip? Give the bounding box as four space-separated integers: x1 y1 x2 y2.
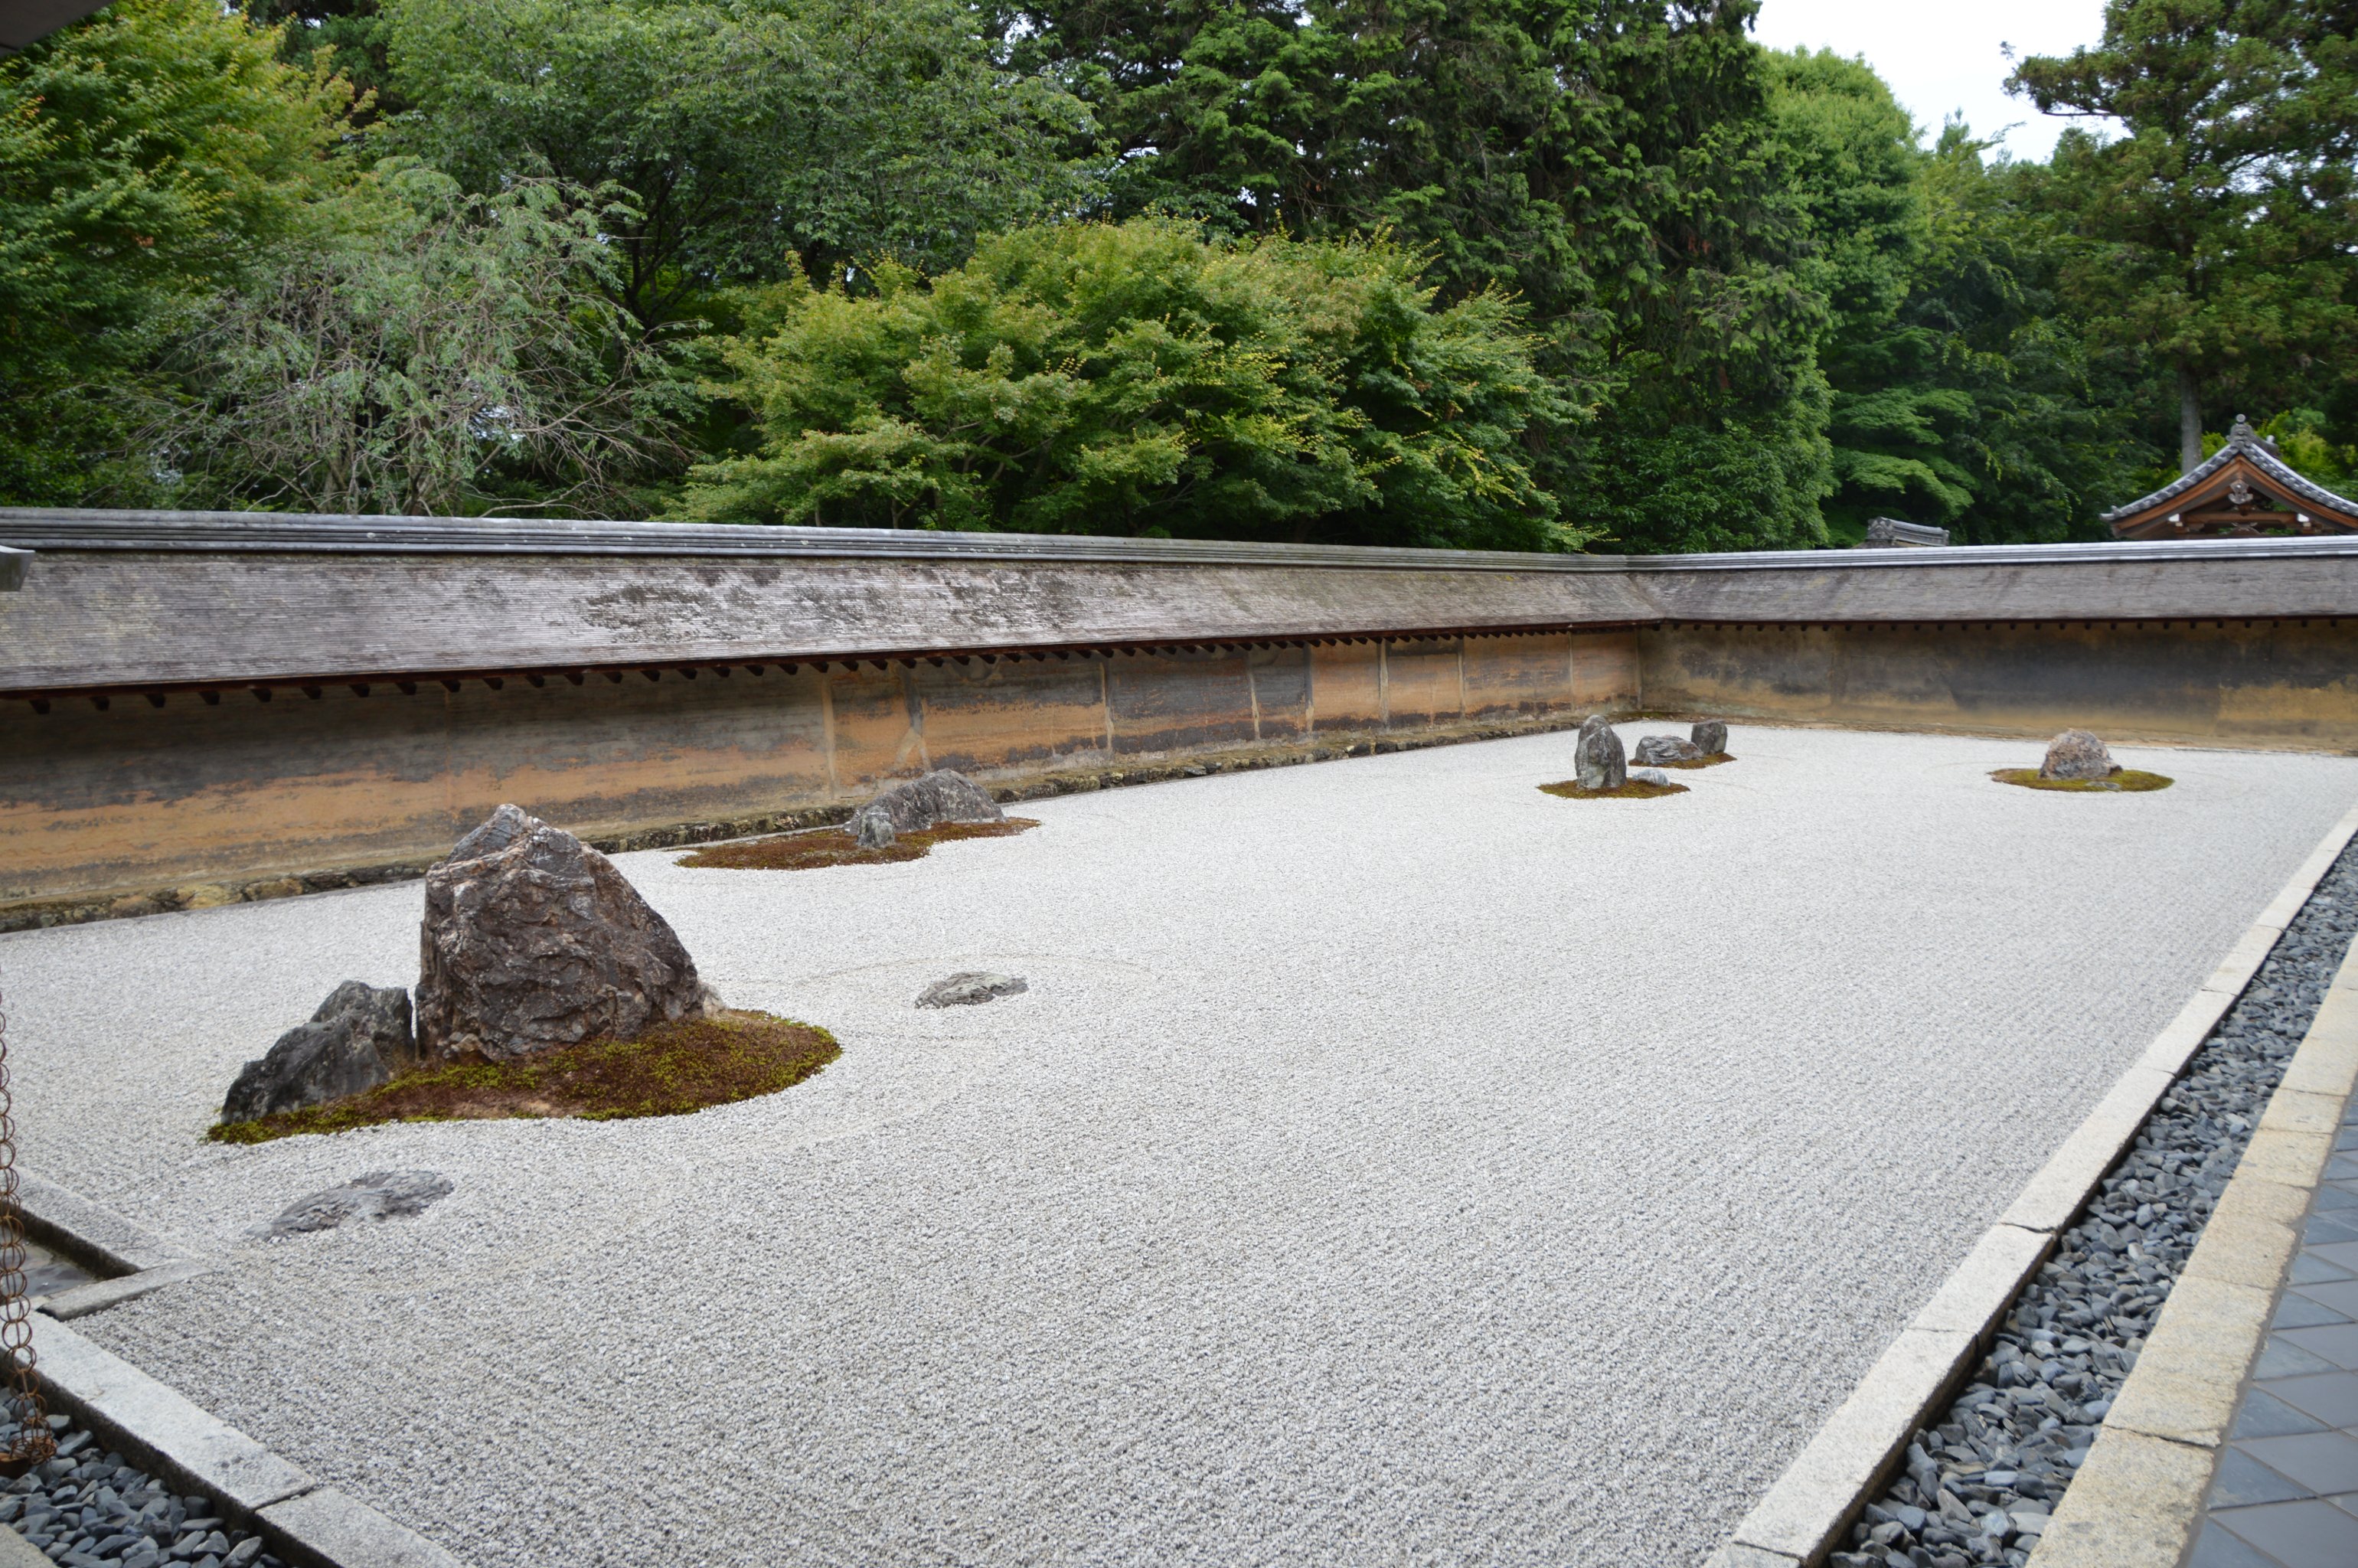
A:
1 1415 288 1568
1834 836 2358 1568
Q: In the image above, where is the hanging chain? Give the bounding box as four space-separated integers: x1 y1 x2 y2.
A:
0 987 55 1475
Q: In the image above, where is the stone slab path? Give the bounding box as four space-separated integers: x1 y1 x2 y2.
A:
2193 1098 2358 1568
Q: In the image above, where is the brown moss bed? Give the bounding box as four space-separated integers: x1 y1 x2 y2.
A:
1991 769 2175 793
677 817 1039 871
210 1010 841 1145
1648 753 1736 770
1538 778 1691 801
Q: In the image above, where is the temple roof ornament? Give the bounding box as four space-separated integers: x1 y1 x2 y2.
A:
2104 416 2358 539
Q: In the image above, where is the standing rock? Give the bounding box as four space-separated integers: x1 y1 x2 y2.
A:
1631 734 1704 765
1574 718 1627 791
222 982 420 1122
1690 719 1729 756
413 805 716 1061
849 805 898 849
863 770 1005 834
2039 730 2118 782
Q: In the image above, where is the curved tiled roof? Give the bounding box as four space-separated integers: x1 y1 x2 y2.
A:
2104 419 2358 524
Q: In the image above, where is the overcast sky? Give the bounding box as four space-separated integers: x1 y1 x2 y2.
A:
1750 0 2115 160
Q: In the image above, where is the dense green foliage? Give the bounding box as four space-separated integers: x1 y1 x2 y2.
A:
689 220 1579 546
2013 0 2358 471
2 0 2352 548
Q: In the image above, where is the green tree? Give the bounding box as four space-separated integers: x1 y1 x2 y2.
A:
2013 0 2358 473
1004 0 1836 552
240 2 403 113
0 0 353 503
383 0 1100 326
144 167 691 516
686 217 1582 549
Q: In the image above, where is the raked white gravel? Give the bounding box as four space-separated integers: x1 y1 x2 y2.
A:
5 724 2355 1568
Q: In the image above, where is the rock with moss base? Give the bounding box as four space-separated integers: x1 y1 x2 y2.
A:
1632 734 1704 765
2040 730 2119 782
1690 720 1729 756
1575 717 1626 791
864 770 1005 834
414 805 718 1062
850 805 897 849
223 982 421 1122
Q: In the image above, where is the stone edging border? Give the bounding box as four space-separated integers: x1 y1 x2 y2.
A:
18 1176 467 1568
2025 896 2358 1564
1705 797 2358 1568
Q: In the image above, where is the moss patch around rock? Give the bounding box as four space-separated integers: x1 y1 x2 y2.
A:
1648 753 1736 770
1990 769 2174 793
1538 779 1691 801
209 1010 841 1144
676 818 1038 871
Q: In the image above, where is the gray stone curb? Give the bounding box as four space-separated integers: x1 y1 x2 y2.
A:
29 1314 468 1568
14 1175 468 1568
1705 798 2358 1568
2023 897 2358 1566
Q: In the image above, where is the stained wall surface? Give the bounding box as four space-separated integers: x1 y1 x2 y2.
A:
1641 619 2358 750
0 632 1640 908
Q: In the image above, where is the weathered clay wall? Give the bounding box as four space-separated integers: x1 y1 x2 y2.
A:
1638 619 2358 750
0 631 1640 915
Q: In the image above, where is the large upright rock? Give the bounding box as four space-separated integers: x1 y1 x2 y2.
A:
2040 730 2118 782
1575 717 1627 791
223 982 420 1122
864 770 1005 834
413 805 714 1061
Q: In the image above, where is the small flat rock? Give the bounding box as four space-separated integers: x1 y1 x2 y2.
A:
1631 734 1704 765
1630 768 1671 786
250 1171 452 1239
916 972 1029 1009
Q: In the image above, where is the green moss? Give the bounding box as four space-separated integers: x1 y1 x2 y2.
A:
209 1011 841 1145
678 817 1037 871
1538 778 1690 800
1990 768 2174 793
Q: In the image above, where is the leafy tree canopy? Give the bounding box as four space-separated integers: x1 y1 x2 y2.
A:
687 217 1585 548
2012 0 2358 470
382 0 1102 325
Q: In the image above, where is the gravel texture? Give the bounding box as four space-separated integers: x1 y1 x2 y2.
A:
1834 835 2358 1568
1 1414 286 1568
1 725 2354 1568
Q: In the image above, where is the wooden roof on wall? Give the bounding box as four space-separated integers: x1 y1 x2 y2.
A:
2106 420 2358 539
2 509 2356 697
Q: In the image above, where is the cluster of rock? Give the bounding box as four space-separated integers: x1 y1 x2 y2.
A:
847 769 1006 849
225 769 1017 1122
2037 729 2121 781
5 1418 287 1568
1575 716 1729 790
224 803 719 1117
